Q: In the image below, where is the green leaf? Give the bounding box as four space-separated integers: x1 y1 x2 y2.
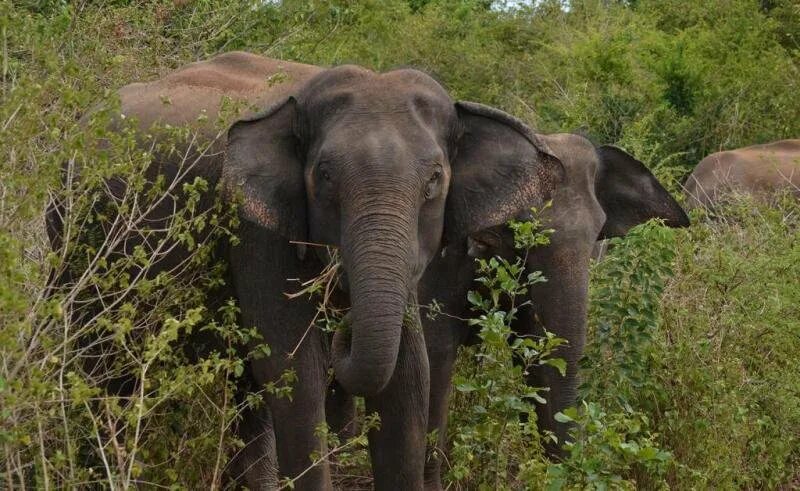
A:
544 357 567 376
554 411 574 423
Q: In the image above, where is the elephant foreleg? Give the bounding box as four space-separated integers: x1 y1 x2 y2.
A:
227 403 279 489
231 227 333 490
255 340 332 490
418 337 458 491
365 320 430 490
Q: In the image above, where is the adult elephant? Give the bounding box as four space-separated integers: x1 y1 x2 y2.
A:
47 52 564 490
684 139 800 209
420 134 688 487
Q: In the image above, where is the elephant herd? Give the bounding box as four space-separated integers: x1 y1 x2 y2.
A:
47 51 799 489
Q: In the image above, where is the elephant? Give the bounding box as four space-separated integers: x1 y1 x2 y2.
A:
683 139 800 210
46 51 564 490
418 134 689 487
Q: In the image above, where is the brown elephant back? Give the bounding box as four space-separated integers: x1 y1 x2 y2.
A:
684 139 800 209
116 51 321 141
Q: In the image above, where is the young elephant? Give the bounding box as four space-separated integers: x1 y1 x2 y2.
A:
419 134 688 487
47 52 564 490
684 139 800 209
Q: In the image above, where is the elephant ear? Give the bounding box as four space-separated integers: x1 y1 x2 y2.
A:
223 97 306 242
445 101 564 244
595 145 689 239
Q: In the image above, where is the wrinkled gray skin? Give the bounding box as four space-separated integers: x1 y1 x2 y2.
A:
684 139 800 210
47 52 563 490
416 135 689 488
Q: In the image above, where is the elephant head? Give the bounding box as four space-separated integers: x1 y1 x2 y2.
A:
222 66 564 397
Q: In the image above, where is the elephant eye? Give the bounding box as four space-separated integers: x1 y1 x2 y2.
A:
467 236 489 258
317 162 332 183
425 170 441 200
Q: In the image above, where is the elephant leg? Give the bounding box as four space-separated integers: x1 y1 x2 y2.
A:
231 225 333 490
523 239 591 458
365 322 430 490
227 402 278 489
325 379 358 441
268 354 332 490
422 347 457 490
422 323 463 490
252 330 331 490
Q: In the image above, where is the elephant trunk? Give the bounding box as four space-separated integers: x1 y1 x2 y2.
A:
332 185 416 397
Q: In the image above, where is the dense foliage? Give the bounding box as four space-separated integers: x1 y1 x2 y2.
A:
2 0 798 488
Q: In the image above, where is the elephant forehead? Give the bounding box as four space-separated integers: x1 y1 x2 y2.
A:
306 64 447 95
308 87 450 117
308 98 455 158
313 121 446 171
303 71 451 117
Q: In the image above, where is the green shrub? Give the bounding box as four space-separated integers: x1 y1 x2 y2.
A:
583 221 678 412
573 198 800 488
444 219 680 490
444 214 565 489
0 100 254 488
537 220 678 490
0 5 264 487
655 196 800 488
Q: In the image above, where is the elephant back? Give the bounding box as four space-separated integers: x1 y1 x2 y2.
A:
684 139 800 209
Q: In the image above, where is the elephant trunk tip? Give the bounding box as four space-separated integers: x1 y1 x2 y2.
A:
331 325 396 397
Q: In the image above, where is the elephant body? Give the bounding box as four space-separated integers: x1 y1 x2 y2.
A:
684 139 800 209
420 134 688 486
49 52 564 489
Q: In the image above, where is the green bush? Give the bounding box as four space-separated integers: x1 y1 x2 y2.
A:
655 196 800 488
444 213 564 489
584 221 678 412
554 220 678 490
0 92 254 487
568 198 800 489
0 5 263 487
443 219 680 490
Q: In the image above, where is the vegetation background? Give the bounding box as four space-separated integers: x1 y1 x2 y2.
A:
1 0 798 488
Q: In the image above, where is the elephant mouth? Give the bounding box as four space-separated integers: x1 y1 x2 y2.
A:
307 244 351 292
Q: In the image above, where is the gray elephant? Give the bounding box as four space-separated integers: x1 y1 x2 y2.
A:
419 134 689 487
684 139 800 209
46 52 564 490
